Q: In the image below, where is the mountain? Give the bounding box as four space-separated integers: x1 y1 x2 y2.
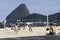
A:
22 13 47 22
48 12 60 26
0 22 4 28
21 13 47 26
6 4 30 24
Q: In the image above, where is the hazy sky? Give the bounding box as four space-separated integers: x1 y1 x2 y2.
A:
0 0 60 22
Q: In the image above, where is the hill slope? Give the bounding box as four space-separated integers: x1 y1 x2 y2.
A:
6 4 30 24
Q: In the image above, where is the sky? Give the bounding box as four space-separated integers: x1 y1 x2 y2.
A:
0 0 60 22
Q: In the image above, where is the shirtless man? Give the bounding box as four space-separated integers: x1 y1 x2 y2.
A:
14 24 18 34
49 22 56 35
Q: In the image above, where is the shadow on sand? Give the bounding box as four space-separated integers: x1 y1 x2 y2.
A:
0 35 60 40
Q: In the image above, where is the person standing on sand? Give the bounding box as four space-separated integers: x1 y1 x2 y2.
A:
14 24 18 34
28 24 33 32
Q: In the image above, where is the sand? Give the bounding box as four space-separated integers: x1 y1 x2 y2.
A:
0 27 60 39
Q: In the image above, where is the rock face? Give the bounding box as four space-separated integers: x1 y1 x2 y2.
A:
48 12 60 26
22 13 47 22
21 13 47 26
0 22 4 28
6 4 30 24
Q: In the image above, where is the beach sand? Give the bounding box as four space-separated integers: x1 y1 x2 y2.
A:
0 27 60 40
